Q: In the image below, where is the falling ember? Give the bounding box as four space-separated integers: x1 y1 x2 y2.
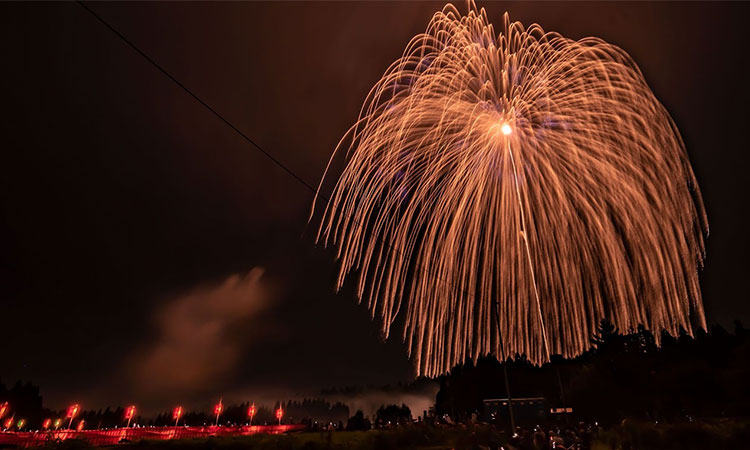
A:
248 404 256 426
172 406 183 422
314 2 707 376
214 399 223 427
66 404 80 429
125 405 136 428
66 404 80 419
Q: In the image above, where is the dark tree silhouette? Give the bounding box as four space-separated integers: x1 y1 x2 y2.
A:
346 410 371 431
435 321 750 425
375 404 412 428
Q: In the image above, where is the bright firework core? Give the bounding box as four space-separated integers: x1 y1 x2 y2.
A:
314 3 707 376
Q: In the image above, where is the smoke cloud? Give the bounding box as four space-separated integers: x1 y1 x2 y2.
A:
128 268 275 397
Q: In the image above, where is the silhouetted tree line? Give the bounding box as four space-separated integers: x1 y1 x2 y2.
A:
285 398 349 425
80 407 129 429
374 404 413 428
435 320 750 426
0 381 141 430
0 380 48 428
142 399 348 427
5 321 748 430
346 410 371 430
0 390 352 430
150 402 272 427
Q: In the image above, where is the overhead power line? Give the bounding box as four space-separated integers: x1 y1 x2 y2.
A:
76 1 321 198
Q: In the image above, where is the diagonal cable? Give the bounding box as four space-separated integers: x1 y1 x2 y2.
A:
77 1 321 198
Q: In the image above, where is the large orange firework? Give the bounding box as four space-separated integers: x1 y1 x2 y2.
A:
314 3 707 376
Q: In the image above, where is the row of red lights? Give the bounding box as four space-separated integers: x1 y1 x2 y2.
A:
0 401 283 431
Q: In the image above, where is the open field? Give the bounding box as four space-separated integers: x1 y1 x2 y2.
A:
13 420 749 450
15 426 494 450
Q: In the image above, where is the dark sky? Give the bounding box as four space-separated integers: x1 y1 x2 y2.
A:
1 1 748 412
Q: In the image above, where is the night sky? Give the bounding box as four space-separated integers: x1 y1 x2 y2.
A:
1 2 748 412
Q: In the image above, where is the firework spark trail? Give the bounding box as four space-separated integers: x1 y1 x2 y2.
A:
313 2 707 376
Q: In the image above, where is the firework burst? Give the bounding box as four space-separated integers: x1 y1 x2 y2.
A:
314 2 707 376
